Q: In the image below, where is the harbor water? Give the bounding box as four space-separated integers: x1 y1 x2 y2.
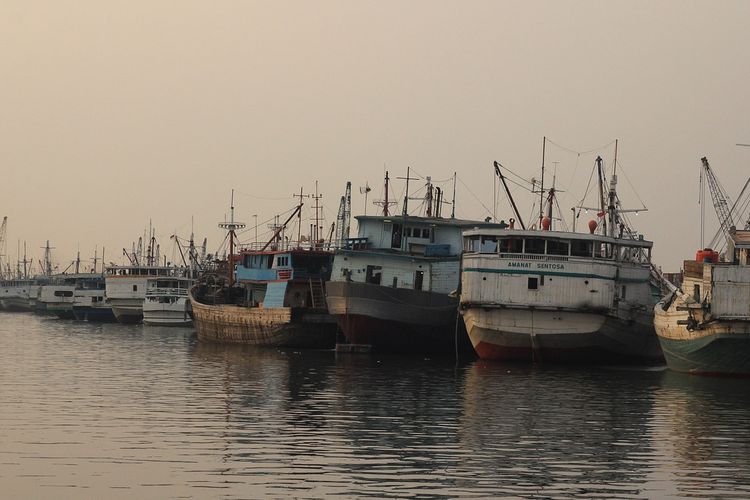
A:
1 313 749 499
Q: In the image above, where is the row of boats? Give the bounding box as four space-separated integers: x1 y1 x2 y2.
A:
2 149 749 376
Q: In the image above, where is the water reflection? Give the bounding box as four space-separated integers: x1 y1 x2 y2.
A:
2 313 750 498
651 371 750 499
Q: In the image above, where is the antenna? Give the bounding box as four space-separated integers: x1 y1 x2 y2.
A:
373 171 397 216
359 182 372 216
397 167 419 216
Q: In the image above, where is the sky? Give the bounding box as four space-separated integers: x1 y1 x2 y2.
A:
1 0 749 272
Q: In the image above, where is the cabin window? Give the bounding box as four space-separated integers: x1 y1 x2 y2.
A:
392 277 398 288
391 224 403 249
547 240 570 256
422 228 431 239
524 239 546 255
464 236 480 253
621 285 627 299
414 270 424 291
595 242 612 259
404 228 412 237
528 277 539 290
366 265 382 285
571 240 593 257
498 237 523 254
693 284 701 303
132 285 138 292
480 236 498 253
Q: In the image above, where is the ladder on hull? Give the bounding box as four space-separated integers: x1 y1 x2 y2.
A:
309 278 326 309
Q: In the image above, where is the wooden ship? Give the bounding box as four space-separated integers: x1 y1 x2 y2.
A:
654 157 750 375
190 193 337 347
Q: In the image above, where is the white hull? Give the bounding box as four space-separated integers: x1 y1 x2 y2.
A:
143 300 192 327
463 306 661 361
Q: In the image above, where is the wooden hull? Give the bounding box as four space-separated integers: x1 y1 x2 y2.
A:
325 280 471 354
462 306 663 363
190 289 336 348
654 298 750 376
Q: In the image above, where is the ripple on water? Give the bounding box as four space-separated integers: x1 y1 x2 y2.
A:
0 312 749 498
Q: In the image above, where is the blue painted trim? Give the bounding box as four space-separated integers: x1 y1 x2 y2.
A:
463 267 648 283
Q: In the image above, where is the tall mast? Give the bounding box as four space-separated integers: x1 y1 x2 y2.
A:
218 190 245 286
451 172 456 218
539 136 546 228
384 171 390 216
596 156 607 237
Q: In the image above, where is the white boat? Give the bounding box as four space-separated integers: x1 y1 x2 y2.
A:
142 277 194 326
0 278 41 312
40 273 103 319
72 276 115 322
459 151 663 363
105 265 179 324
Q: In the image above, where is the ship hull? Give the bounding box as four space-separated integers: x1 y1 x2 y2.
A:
0 297 34 312
325 280 471 354
462 307 662 363
142 303 192 327
190 289 336 348
110 299 144 324
72 306 117 323
654 302 750 376
47 304 76 320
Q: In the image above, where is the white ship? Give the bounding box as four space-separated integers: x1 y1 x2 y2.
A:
459 151 663 362
105 265 178 324
142 276 194 326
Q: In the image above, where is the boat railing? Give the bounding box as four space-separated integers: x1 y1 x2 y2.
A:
498 253 569 262
146 287 190 297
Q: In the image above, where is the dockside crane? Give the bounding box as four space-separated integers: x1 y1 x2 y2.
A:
0 217 7 279
334 181 352 245
700 156 735 246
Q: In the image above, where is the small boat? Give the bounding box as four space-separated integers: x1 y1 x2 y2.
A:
143 277 194 327
190 196 337 347
654 157 750 375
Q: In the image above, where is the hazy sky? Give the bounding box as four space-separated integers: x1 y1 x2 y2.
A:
2 0 749 272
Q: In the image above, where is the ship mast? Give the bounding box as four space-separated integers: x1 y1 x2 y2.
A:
218 190 245 286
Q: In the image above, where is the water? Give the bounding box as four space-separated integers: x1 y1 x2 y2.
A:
1 313 749 499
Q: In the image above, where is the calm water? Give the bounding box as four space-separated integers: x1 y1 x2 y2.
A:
1 313 749 499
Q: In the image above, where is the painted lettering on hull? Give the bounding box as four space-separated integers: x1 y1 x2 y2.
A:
506 262 565 270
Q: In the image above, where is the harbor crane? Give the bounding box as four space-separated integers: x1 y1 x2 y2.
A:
334 181 352 244
0 217 7 279
700 156 735 244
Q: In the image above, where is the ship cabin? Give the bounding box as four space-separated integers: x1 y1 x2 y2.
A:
461 228 654 312
145 277 193 303
332 215 504 295
105 266 176 278
41 273 104 303
684 229 750 320
462 229 653 264
235 250 333 309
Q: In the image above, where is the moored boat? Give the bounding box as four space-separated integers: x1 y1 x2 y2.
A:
190 197 337 347
460 149 663 363
143 276 194 327
106 265 180 324
654 157 750 375
325 172 505 354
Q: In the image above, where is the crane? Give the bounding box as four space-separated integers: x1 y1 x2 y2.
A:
334 181 352 245
0 217 7 279
700 157 735 246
